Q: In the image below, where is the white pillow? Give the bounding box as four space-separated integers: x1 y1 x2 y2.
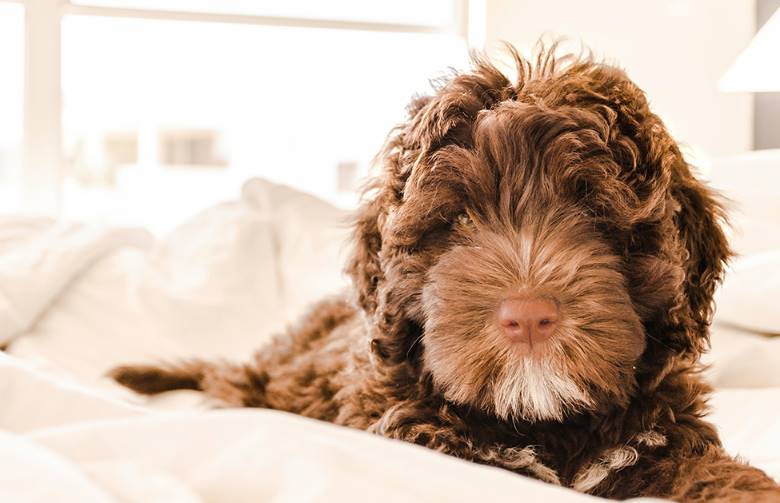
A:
137 198 286 358
715 250 780 335
706 323 780 388
137 178 350 358
10 177 350 386
240 178 350 321
707 150 780 257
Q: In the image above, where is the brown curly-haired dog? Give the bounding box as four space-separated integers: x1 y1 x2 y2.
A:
112 46 780 501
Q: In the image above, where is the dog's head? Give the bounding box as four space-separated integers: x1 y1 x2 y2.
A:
348 47 729 423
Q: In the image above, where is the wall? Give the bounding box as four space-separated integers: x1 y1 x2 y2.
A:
755 0 780 149
482 0 755 161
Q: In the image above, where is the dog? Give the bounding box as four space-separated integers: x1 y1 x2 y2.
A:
111 45 780 502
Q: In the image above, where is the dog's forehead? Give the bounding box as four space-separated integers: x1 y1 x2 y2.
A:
396 130 605 229
404 103 614 193
395 104 677 237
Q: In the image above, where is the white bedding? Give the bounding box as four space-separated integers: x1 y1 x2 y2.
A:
0 353 628 503
1 175 779 502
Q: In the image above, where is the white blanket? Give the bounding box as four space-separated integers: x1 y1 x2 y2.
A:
0 353 669 503
1 179 778 502
0 350 776 503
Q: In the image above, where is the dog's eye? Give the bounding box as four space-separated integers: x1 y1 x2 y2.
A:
455 212 473 228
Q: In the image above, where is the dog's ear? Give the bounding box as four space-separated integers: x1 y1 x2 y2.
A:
345 92 441 364
345 102 413 319
567 64 731 357
628 119 730 358
346 190 385 316
627 109 730 358
668 164 731 354
345 91 421 318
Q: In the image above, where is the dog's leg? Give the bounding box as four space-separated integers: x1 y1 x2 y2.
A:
109 360 269 407
663 451 780 502
587 444 780 502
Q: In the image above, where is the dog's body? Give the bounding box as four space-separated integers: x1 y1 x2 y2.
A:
113 47 780 501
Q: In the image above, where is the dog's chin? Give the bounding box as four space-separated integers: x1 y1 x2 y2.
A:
424 327 596 423
491 355 594 422
434 353 594 423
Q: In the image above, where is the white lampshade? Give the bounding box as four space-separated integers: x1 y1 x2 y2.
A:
719 7 780 92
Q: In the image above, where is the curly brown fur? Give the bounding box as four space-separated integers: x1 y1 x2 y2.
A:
112 45 780 502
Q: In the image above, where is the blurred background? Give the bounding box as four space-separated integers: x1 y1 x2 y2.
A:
0 0 777 234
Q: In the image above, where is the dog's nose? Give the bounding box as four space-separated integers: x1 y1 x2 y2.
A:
497 297 559 346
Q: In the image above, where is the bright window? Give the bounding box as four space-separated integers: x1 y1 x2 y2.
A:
3 0 469 233
61 16 466 231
